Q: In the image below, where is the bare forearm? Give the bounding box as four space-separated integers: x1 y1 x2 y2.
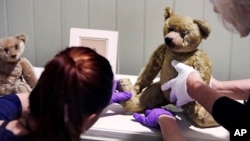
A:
187 73 223 114
158 115 186 141
16 93 30 116
214 79 250 100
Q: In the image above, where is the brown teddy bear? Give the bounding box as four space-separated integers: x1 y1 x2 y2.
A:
0 34 37 95
118 7 219 128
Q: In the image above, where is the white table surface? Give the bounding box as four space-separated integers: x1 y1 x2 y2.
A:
82 104 229 141
33 68 229 141
83 74 229 141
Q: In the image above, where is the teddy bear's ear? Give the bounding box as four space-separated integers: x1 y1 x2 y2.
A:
194 19 211 39
164 7 174 20
16 34 28 43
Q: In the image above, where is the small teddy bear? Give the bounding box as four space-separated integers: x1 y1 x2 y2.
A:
118 7 219 128
0 34 37 95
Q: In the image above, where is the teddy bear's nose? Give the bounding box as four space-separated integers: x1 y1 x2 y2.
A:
11 55 17 58
165 37 173 44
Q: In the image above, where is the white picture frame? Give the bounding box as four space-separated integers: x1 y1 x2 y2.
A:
69 28 118 74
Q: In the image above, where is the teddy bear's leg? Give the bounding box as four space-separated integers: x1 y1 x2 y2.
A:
118 79 169 113
16 82 32 93
139 81 169 109
117 78 147 113
183 102 219 128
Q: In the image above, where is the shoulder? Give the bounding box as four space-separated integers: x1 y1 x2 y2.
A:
19 58 33 69
194 49 210 57
0 94 22 121
20 58 31 64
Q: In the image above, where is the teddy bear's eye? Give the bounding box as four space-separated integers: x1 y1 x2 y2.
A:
15 45 19 50
168 27 174 32
4 48 8 53
180 31 188 38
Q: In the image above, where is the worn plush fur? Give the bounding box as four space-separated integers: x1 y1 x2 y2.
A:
0 34 37 95
118 7 219 128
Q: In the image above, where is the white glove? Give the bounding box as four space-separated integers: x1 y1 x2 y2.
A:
161 60 196 107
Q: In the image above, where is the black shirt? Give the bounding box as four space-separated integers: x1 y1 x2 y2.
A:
212 96 250 140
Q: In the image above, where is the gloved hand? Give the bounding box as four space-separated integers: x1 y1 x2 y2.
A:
161 60 196 107
133 108 175 128
109 80 132 104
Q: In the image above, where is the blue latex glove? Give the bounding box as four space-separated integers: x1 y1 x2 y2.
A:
109 80 132 104
133 108 175 128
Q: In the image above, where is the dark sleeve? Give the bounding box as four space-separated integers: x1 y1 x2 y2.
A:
212 96 250 132
0 94 22 121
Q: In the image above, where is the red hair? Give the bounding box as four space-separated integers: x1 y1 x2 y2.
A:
29 47 114 141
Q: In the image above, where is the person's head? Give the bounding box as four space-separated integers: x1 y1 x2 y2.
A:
29 47 114 141
210 0 250 37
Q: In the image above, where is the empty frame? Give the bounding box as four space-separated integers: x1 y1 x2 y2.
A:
69 28 118 74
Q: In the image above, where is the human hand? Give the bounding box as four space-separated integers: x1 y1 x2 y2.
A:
109 80 132 104
133 108 175 128
209 75 221 90
161 60 196 107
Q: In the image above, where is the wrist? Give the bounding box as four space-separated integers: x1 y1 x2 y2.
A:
158 114 186 141
210 77 223 90
187 72 205 99
158 114 175 126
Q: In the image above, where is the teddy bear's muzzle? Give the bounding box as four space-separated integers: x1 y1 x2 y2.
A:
165 37 175 48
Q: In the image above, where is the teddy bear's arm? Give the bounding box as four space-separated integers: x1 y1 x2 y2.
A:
20 58 38 88
134 44 166 93
193 51 212 85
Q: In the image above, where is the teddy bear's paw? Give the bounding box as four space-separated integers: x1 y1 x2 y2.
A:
193 115 219 128
16 83 32 93
183 102 219 128
121 101 146 113
195 106 219 128
118 78 133 92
